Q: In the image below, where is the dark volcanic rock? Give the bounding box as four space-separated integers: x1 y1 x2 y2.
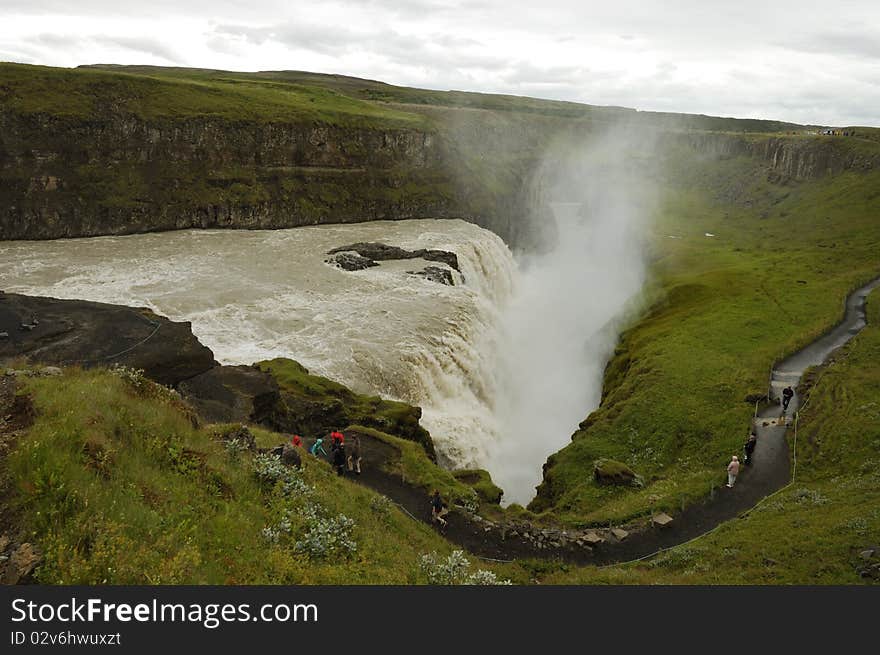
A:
280 442 302 468
407 266 455 286
327 242 460 272
325 251 379 271
179 365 281 424
0 292 214 386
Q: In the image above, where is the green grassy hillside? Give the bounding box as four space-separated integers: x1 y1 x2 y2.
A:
79 64 810 133
0 63 427 127
531 153 880 524
537 296 880 584
1 367 513 584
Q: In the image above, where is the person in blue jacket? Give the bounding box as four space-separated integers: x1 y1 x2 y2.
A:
309 437 327 458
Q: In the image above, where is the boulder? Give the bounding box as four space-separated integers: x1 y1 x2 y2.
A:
611 528 629 541
652 512 674 528
280 443 302 468
582 531 604 545
594 458 638 485
325 252 378 271
408 266 455 286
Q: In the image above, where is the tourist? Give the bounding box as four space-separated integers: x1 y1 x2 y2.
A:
726 455 740 487
333 442 347 476
782 386 794 412
330 429 345 450
291 434 303 448
347 434 362 475
309 437 327 458
431 490 449 529
743 433 757 465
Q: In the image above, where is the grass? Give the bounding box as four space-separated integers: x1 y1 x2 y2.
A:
344 425 479 509
4 368 499 584
536 298 880 584
77 64 815 133
0 63 427 128
256 358 435 458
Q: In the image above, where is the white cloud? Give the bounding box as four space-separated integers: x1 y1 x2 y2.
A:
1 1 878 125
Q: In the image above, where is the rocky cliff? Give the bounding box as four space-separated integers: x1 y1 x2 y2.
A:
2 64 877 248
673 132 879 180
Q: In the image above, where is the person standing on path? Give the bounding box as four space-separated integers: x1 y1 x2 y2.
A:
347 434 362 474
333 442 347 476
782 386 794 413
743 433 757 466
726 455 740 487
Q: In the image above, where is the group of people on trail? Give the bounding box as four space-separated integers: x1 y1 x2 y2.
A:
300 428 362 476
726 384 795 487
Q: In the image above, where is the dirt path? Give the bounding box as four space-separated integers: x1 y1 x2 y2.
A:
339 276 880 564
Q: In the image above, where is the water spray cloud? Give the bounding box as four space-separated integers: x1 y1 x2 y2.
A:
486 126 659 505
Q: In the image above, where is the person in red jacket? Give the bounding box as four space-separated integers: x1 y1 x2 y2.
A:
330 429 345 450
291 434 303 448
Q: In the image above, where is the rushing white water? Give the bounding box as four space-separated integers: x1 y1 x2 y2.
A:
484 129 657 505
1 219 516 468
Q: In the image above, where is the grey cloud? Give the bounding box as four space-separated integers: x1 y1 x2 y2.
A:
781 30 880 60
212 22 505 71
92 36 182 63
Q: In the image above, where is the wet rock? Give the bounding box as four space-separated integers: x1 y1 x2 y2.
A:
0 332 8 339
180 365 281 425
4 543 41 584
328 242 460 272
408 266 455 286
325 252 378 271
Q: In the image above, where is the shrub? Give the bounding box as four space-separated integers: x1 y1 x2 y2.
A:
792 488 830 506
419 550 511 585
295 507 357 559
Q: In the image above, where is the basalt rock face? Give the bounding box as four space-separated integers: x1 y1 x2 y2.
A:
0 108 537 246
178 365 281 425
673 132 879 180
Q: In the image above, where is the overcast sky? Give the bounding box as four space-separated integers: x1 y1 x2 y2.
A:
2 1 879 126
